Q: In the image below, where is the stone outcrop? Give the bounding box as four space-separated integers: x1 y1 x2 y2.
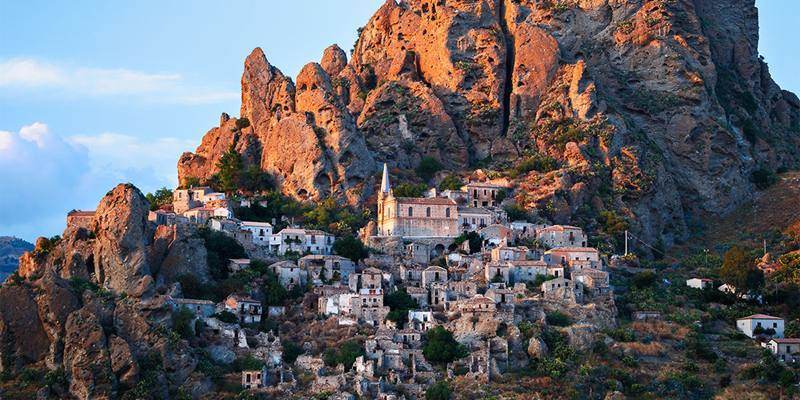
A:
91 184 151 295
0 182 212 398
177 0 799 243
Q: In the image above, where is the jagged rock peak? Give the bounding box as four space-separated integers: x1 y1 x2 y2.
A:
320 44 348 77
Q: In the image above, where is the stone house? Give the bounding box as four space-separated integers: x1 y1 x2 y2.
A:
510 221 542 239
571 269 611 296
686 277 713 289
429 282 448 309
421 266 447 288
545 247 600 268
485 286 515 306
508 259 550 283
67 210 96 230
351 288 390 325
224 294 263 324
479 224 513 247
269 228 335 256
408 310 436 331
458 207 494 231
448 280 478 299
541 277 584 303
173 186 213 214
298 254 355 285
350 267 385 291
242 366 269 389
268 260 307 288
405 286 429 309
536 225 588 248
240 221 273 245
737 314 784 338
490 246 529 262
228 258 251 273
183 207 215 225
167 297 216 318
484 262 511 283
632 311 662 321
405 242 432 264
148 210 186 226
458 295 497 314
463 181 505 208
377 164 458 238
768 338 800 363
398 265 424 285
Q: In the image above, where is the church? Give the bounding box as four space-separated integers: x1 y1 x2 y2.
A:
377 164 459 238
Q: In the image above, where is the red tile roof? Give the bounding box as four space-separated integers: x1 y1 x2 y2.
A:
738 314 783 320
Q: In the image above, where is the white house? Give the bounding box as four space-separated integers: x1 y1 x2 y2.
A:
736 314 784 338
269 228 335 256
536 225 587 248
686 278 713 290
768 338 800 363
240 221 273 245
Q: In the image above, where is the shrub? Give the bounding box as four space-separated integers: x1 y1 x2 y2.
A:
453 231 482 254
232 354 264 372
751 167 776 190
423 327 468 364
393 183 428 198
198 226 246 280
332 235 369 262
439 175 463 191
384 289 418 325
416 157 443 182
504 203 530 222
509 154 559 177
425 381 451 400
545 311 572 327
632 271 658 289
235 117 251 130
173 306 196 339
213 311 239 324
323 341 364 370
282 340 304 364
145 187 173 211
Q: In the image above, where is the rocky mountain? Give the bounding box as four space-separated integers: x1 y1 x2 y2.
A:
0 237 33 281
178 0 799 245
2 184 212 399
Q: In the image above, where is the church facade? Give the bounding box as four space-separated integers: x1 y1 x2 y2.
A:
377 164 459 238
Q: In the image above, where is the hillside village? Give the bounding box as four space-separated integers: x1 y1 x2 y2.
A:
5 167 792 400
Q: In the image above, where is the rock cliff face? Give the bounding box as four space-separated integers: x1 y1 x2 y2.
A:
178 0 800 242
1 183 211 398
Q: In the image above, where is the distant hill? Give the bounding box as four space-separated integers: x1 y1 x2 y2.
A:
0 236 33 281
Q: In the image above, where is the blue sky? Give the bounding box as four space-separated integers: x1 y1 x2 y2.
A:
0 0 797 241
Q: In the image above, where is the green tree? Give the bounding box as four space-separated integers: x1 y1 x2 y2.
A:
333 235 369 262
720 246 763 295
322 341 364 370
216 145 243 193
393 183 428 198
145 187 173 211
453 231 482 254
281 340 304 363
439 175 463 191
198 227 246 280
423 326 467 365
240 165 274 193
416 157 443 182
172 306 196 339
425 381 451 400
384 289 418 325
504 203 530 222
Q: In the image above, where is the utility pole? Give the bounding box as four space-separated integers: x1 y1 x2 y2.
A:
624 230 628 256
763 239 767 256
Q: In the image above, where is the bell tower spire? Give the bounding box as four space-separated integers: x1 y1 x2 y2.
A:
380 163 391 195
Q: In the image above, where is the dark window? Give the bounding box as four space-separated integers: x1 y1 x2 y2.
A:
408 207 413 217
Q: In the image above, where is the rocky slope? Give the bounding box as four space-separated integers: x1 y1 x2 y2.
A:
178 0 800 244
2 184 211 399
0 237 33 281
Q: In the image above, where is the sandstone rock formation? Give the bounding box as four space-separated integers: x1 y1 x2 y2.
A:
0 183 212 398
178 0 799 244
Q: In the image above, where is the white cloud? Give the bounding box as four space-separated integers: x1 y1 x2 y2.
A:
0 58 234 104
0 123 190 241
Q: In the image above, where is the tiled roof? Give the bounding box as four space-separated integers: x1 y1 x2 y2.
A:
393 196 456 206
738 314 783 321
